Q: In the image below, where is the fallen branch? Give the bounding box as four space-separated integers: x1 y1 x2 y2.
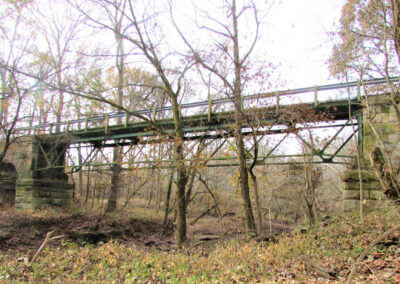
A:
221 212 236 218
190 205 217 225
188 240 204 250
346 224 400 284
300 256 337 279
27 231 64 267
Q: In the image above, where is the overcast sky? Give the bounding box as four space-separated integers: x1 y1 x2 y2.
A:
169 0 346 92
264 0 345 88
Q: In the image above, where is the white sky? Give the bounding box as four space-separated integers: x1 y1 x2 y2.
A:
264 0 345 88
24 0 347 92
165 0 347 98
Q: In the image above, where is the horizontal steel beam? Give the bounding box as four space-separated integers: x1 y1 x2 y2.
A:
16 76 398 134
46 99 361 144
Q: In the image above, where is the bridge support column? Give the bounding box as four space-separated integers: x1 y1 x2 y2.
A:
0 136 73 209
0 165 17 207
341 169 385 211
342 95 399 211
15 179 72 209
17 136 73 209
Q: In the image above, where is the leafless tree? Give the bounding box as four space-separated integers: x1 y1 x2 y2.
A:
171 0 274 234
73 0 198 246
330 0 400 201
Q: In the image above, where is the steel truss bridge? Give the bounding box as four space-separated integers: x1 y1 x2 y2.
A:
13 77 399 172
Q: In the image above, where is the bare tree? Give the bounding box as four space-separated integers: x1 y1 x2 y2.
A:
170 0 275 234
390 0 400 63
0 1 35 163
330 0 400 200
31 0 84 132
74 0 197 246
101 0 127 212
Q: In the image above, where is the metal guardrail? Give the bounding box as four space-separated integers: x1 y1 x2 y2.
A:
13 76 399 136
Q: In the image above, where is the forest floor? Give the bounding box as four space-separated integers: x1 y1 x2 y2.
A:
0 203 399 283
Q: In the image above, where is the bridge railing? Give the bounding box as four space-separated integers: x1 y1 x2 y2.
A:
12 77 399 136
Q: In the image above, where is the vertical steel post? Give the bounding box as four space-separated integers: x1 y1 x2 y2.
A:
105 115 109 134
152 106 157 122
275 91 280 114
314 86 318 106
125 113 129 127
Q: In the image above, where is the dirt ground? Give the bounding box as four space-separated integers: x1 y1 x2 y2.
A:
0 206 294 254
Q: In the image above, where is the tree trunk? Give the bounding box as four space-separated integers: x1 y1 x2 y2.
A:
77 145 83 198
107 16 125 212
391 0 400 64
249 169 262 234
306 202 315 227
85 165 91 204
55 68 64 133
171 96 188 246
163 170 174 232
185 170 196 210
91 177 97 209
75 100 83 199
107 147 121 212
231 0 256 234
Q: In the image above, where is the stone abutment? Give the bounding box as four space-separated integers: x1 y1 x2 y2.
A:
0 136 72 209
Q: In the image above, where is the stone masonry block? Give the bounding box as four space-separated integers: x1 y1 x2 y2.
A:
343 189 385 200
343 180 381 191
16 189 68 199
341 170 377 182
343 199 379 212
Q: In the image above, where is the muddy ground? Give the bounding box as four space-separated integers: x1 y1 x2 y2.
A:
0 207 294 254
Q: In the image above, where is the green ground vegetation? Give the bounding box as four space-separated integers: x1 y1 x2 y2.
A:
0 205 399 283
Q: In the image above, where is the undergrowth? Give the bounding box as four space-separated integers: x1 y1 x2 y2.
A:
0 206 399 283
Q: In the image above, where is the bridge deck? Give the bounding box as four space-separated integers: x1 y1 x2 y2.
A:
49 99 361 144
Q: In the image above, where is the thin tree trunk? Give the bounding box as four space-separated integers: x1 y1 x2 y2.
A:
100 175 107 212
156 171 162 210
75 100 83 200
85 165 91 204
55 70 64 133
163 170 174 232
107 147 121 212
91 177 97 209
107 10 125 212
249 169 262 234
231 0 256 233
391 0 400 64
77 145 83 198
175 146 188 246
185 171 196 210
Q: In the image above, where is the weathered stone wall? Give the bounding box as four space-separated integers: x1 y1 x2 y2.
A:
341 170 385 211
0 137 36 179
342 95 399 211
363 95 400 159
15 179 72 209
0 174 16 206
0 136 72 209
0 137 33 206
